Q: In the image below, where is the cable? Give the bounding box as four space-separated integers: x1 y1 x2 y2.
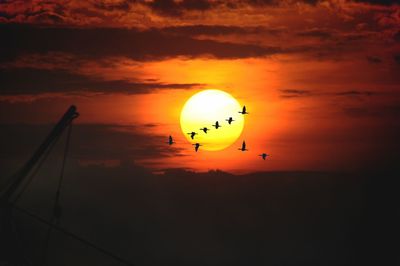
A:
42 122 73 265
9 121 70 265
7 125 64 266
7 114 135 265
13 205 135 266
12 131 62 204
55 119 73 225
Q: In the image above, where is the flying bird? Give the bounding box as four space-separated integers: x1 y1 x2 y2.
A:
168 135 174 145
239 105 249 114
212 121 221 129
187 131 198 139
226 117 235 124
258 153 269 160
200 127 210 133
193 143 202 152
238 141 248 151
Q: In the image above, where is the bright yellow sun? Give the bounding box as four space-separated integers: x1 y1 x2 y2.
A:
180 89 244 151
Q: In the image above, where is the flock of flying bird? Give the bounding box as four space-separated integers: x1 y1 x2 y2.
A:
168 106 270 160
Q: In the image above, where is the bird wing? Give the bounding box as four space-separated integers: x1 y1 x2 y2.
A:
243 106 246 112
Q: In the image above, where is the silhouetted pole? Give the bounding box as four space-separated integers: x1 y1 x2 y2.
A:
0 105 79 203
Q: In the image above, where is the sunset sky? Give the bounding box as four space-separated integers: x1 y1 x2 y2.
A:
1 1 400 265
1 0 399 173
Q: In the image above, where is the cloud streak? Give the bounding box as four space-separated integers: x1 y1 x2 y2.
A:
279 89 377 98
0 24 282 63
0 123 186 162
0 67 202 95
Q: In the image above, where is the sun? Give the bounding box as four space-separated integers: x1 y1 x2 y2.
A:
180 89 244 151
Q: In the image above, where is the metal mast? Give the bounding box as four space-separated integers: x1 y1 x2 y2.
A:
0 105 79 203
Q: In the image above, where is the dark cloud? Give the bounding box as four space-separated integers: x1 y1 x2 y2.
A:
0 123 184 163
335 90 374 96
0 67 201 95
352 0 400 5
93 0 135 11
366 55 382 64
71 124 186 161
394 31 400 42
148 0 213 16
236 0 321 6
0 1 68 25
162 25 284 36
0 0 397 29
297 28 333 40
343 33 371 42
28 12 65 24
394 54 400 64
0 24 281 63
280 89 376 98
279 89 312 98
146 0 323 16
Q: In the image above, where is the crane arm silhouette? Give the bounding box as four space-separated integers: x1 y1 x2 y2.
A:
1 105 79 203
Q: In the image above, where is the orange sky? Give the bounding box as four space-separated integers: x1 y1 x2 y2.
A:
1 0 399 173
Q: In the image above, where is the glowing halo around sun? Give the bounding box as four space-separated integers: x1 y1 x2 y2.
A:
180 89 244 151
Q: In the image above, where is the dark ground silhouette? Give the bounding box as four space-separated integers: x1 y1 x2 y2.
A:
0 123 399 265
2 162 399 265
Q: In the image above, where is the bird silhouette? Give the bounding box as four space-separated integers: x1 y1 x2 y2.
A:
168 135 174 145
239 105 249 114
258 153 269 160
187 131 198 139
238 141 248 151
226 117 235 124
200 127 210 133
212 121 221 129
193 143 202 152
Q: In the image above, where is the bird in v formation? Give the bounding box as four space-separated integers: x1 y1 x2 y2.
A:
169 105 268 157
